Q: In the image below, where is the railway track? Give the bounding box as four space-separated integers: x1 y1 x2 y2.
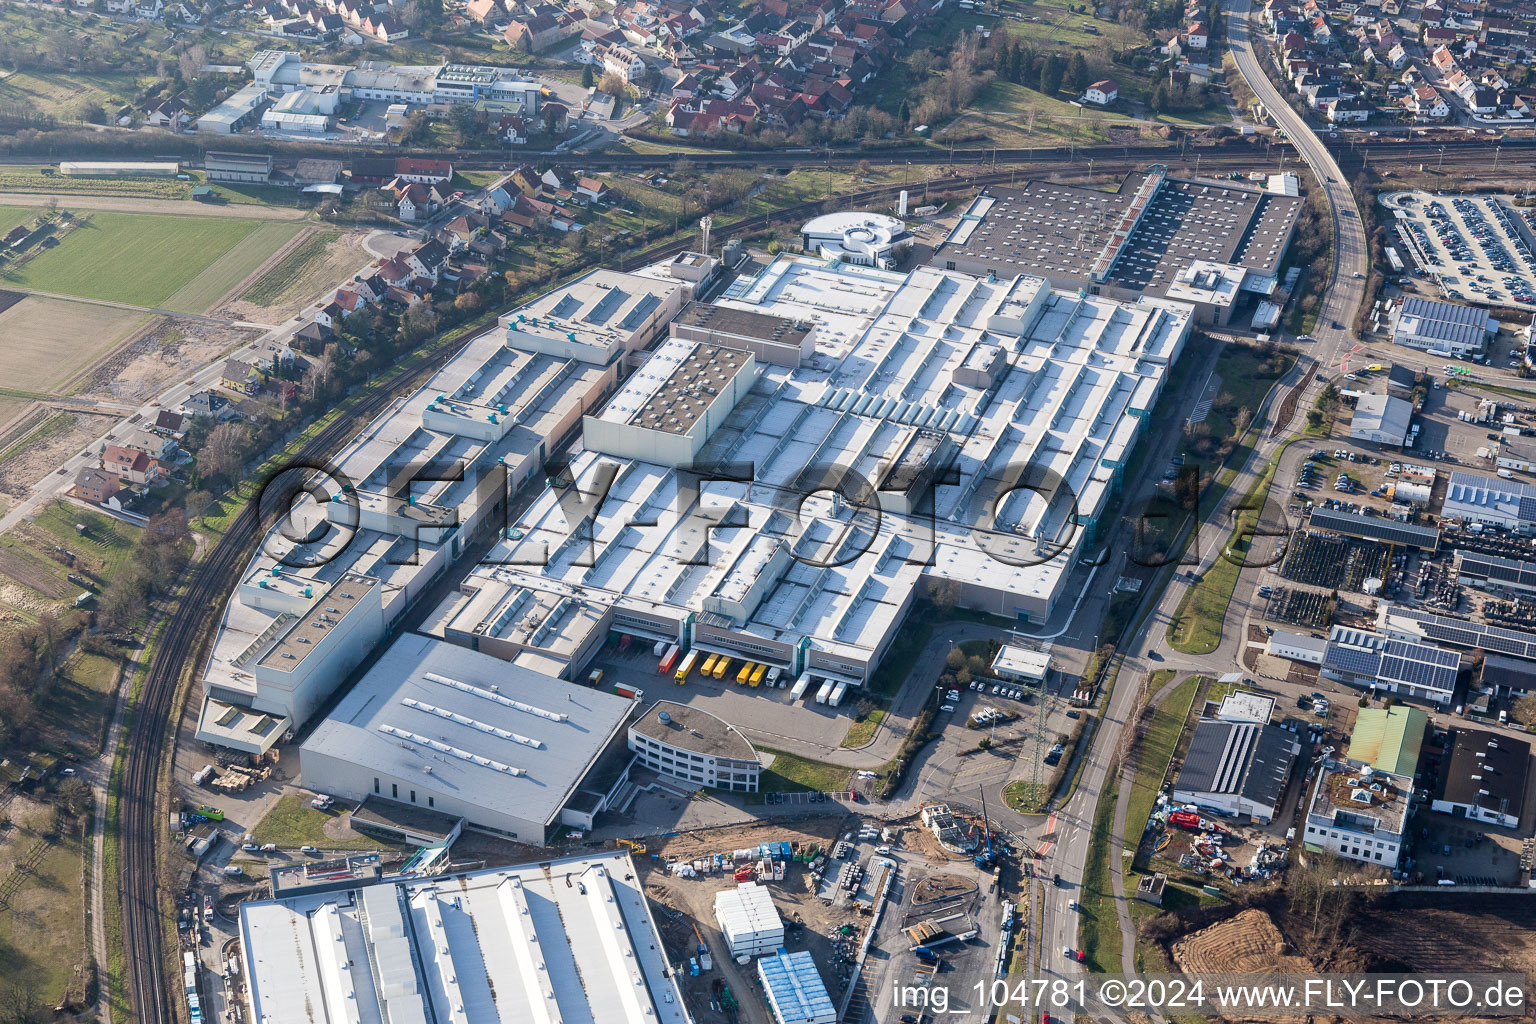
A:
117 129 1536 1023
119 337 484 1024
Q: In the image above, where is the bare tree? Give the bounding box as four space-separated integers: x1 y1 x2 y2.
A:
199 422 250 483
177 43 207 84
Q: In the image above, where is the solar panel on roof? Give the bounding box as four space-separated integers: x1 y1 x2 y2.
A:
1325 644 1381 676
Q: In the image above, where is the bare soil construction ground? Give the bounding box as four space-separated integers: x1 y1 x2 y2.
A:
87 319 243 403
0 410 116 501
638 820 860 1024
1172 908 1314 976
1353 895 1536 975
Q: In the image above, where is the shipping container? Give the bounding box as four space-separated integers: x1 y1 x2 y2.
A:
829 681 847 706
701 652 720 677
653 639 668 658
713 657 733 679
790 674 811 699
816 679 835 704
659 644 680 673
737 661 754 684
750 663 767 687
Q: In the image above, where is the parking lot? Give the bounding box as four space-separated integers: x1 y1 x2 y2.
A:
1382 190 1536 310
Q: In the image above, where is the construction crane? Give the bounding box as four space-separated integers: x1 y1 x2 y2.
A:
974 786 996 869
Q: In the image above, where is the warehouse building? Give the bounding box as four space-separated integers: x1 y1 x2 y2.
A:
1455 550 1536 594
239 852 692 1024
437 255 1193 691
59 161 179 177
1443 470 1536 532
1321 625 1462 706
1350 393 1414 446
1266 629 1327 664
932 169 1303 324
1390 296 1498 357
299 634 638 843
204 152 274 183
197 84 269 133
991 645 1052 684
671 301 815 368
1305 506 1440 551
758 949 836 1024
628 702 762 792
196 571 384 754
1172 717 1299 823
1431 728 1530 829
715 882 783 957
1379 603 1536 662
195 268 682 750
1303 707 1426 868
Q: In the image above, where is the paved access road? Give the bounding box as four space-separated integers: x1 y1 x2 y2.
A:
1036 0 1375 990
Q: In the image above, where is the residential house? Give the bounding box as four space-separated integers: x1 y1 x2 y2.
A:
104 445 163 486
576 177 611 203
293 321 335 355
600 42 649 83
1405 85 1451 119
154 409 189 436
397 182 431 222
1185 20 1209 47
541 167 578 192
395 157 454 184
1327 96 1373 121
117 426 177 461
376 256 415 289
313 301 345 328
1085 79 1119 105
540 101 570 132
333 287 370 317
465 0 502 21
146 95 187 131
183 390 231 419
505 10 580 51
499 114 529 144
74 467 123 506
509 164 542 196
222 358 263 395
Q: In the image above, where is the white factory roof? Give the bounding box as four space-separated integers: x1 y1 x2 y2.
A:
301 634 635 828
240 852 691 1024
991 645 1052 680
453 256 1191 675
200 292 614 723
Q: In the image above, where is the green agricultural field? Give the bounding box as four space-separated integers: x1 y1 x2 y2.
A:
162 221 305 314
0 206 41 235
2 212 278 308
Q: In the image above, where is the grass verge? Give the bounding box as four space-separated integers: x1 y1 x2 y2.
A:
1123 672 1199 869
1078 760 1123 974
755 748 854 793
840 708 885 748
250 794 405 852
1167 440 1291 654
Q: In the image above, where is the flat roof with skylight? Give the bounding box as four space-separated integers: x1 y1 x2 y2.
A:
239 851 690 1024
445 255 1193 684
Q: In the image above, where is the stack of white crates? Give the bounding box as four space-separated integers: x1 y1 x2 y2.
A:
713 881 784 958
